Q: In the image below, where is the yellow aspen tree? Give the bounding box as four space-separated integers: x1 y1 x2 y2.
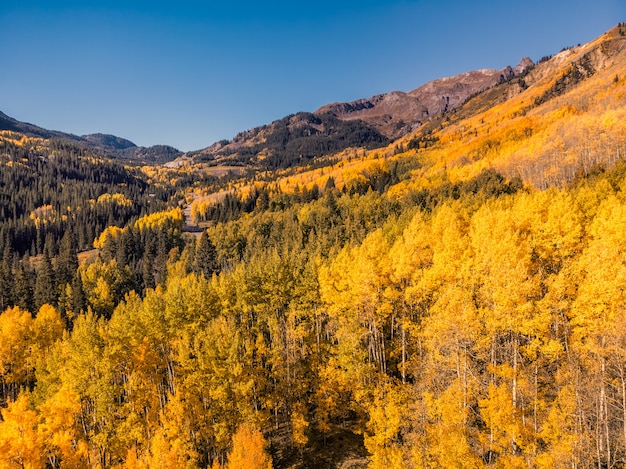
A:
571 195 626 467
0 393 46 469
225 423 273 469
319 228 394 385
38 385 90 468
30 304 65 367
0 306 35 400
145 393 199 469
536 384 579 469
290 402 309 449
479 382 528 468
364 382 408 469
471 200 541 464
389 211 433 384
422 385 482 469
106 291 174 454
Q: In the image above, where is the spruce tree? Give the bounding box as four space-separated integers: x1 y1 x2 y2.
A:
14 255 35 313
34 247 57 310
70 270 87 316
194 231 219 279
57 228 78 287
0 246 14 310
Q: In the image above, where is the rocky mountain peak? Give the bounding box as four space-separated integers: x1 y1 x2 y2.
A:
316 63 529 139
513 56 535 75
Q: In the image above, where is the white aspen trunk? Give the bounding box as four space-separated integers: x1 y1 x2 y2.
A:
401 319 406 384
621 363 626 449
512 335 518 409
602 353 611 468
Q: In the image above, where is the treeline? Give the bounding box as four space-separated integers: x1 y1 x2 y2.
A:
192 165 520 227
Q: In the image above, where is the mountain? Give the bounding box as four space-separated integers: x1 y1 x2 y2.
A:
121 144 182 163
316 58 534 138
0 110 85 143
186 23 626 203
191 111 389 169
396 23 626 188
192 58 534 169
0 112 181 163
82 133 137 150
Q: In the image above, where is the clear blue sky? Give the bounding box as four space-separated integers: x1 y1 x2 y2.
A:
1 1 623 151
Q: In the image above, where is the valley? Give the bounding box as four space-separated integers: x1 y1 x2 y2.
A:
0 23 625 469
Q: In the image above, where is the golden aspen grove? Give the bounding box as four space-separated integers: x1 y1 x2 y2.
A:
1 23 626 468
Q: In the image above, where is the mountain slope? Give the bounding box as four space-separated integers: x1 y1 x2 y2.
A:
0 110 85 143
83 133 137 150
191 111 389 169
316 58 534 138
398 23 626 188
199 23 626 208
191 58 534 170
0 112 182 164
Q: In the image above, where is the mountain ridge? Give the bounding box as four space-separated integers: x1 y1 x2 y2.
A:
187 57 536 169
0 111 182 164
315 58 534 138
3 24 625 178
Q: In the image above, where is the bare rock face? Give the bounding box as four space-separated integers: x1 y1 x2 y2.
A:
514 56 535 75
316 64 532 139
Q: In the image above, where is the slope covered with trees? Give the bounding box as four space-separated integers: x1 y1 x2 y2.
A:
192 111 389 170
1 23 626 469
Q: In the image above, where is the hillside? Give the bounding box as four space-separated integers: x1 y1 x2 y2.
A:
187 24 626 224
83 133 137 150
190 111 389 169
1 23 626 469
188 59 533 170
398 22 626 188
317 58 534 138
0 112 182 164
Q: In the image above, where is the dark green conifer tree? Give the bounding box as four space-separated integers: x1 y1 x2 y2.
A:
70 270 87 317
14 255 35 313
194 230 220 279
34 247 57 310
57 228 78 287
0 245 14 310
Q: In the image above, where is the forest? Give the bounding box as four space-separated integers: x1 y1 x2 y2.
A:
2 24 626 469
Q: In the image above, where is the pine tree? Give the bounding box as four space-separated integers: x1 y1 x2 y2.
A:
153 231 169 287
194 231 220 279
57 228 78 287
14 255 35 313
0 245 14 310
70 270 87 317
34 247 57 310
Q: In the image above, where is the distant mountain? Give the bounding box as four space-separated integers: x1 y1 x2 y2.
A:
0 110 84 142
82 134 182 164
193 58 534 169
192 112 389 169
121 144 182 163
0 112 181 164
82 133 137 150
316 59 534 138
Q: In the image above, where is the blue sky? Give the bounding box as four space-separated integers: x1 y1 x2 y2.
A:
1 1 623 151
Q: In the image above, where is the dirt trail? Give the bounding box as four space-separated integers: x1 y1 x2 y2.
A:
182 194 203 235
